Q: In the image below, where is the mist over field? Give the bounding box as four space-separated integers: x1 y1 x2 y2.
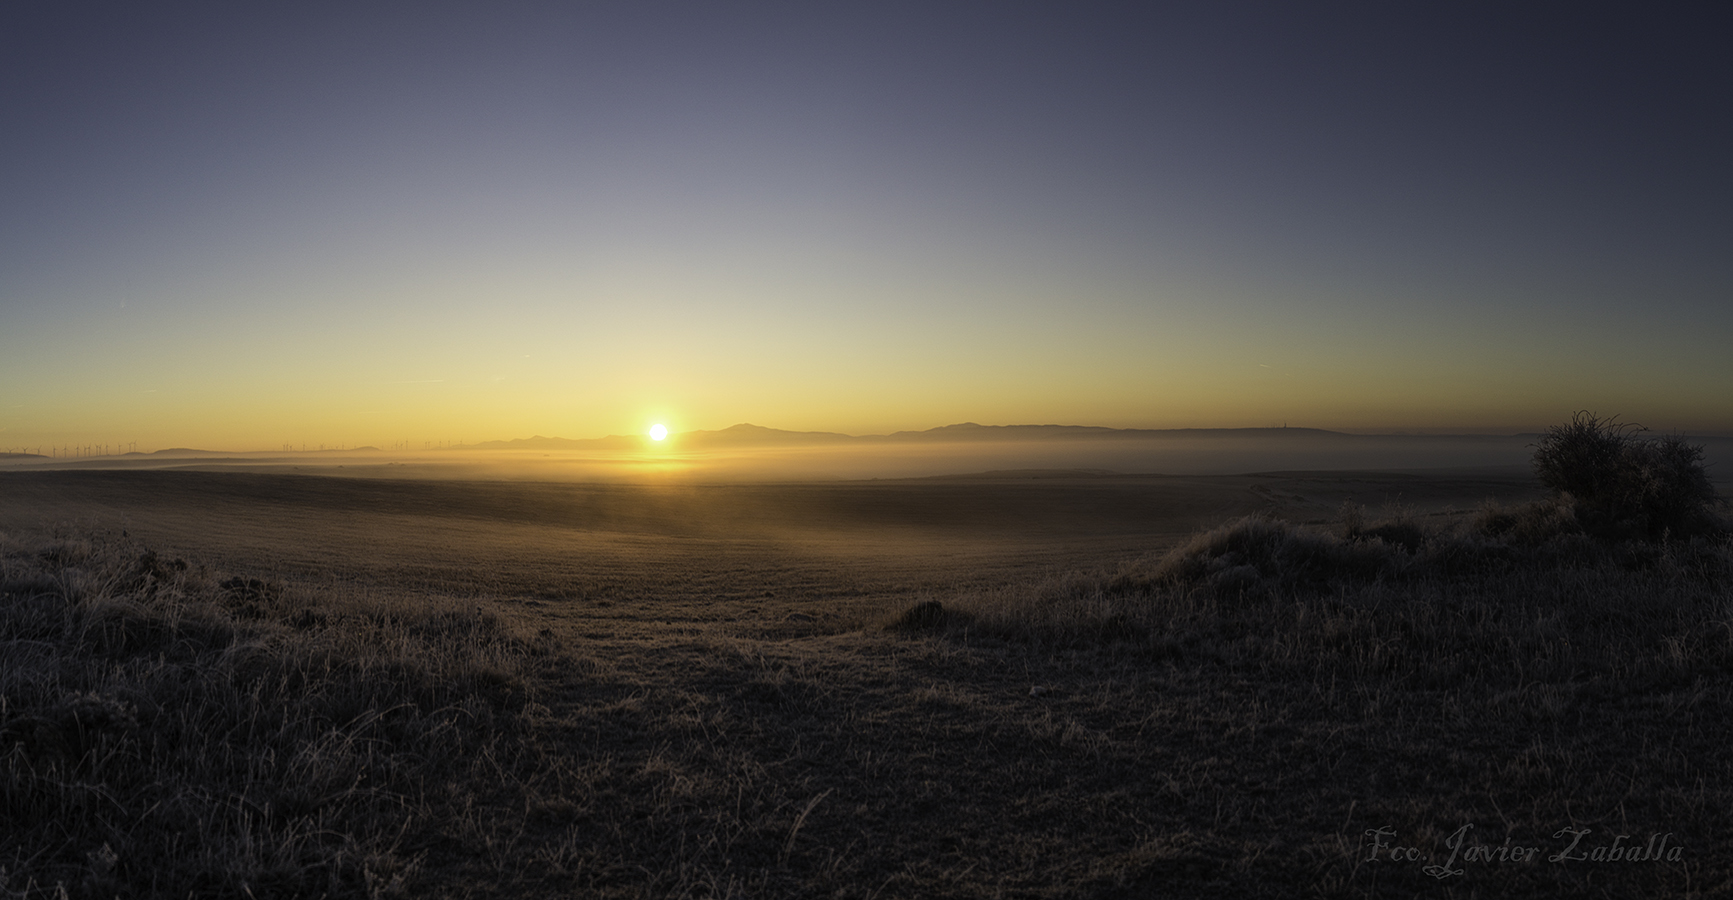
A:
9 425 1733 488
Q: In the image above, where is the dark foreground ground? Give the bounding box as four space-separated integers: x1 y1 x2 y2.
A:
4 469 1730 899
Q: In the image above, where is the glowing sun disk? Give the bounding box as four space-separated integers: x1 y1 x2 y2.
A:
649 424 668 441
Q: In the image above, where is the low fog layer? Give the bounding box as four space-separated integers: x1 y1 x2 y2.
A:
9 428 1731 485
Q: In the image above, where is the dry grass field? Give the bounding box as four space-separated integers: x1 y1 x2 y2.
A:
3 467 1731 898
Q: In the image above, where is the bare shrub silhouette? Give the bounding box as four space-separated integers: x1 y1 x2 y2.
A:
1532 411 1722 539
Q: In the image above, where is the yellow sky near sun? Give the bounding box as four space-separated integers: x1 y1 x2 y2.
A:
3 242 1730 450
8 332 1727 452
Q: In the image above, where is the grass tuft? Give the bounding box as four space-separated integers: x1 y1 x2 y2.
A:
884 599 968 633
0 529 556 898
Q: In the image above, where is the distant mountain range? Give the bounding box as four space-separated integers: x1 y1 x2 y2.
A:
6 425 1558 461
139 447 381 457
453 422 1365 451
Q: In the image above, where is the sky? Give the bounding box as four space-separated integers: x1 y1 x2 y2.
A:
3 2 1730 452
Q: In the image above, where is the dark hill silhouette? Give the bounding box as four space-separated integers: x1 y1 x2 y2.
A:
880 423 1346 442
683 424 855 446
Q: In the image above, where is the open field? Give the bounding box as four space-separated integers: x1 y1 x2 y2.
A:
0 468 1544 628
4 468 1731 898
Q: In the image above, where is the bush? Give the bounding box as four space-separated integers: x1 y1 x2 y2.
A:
1144 515 1403 596
1532 411 1723 539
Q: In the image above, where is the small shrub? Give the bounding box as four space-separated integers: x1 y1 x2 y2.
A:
1532 411 1640 501
1531 411 1723 539
1337 501 1366 538
1472 497 1580 546
1148 515 1401 595
1628 434 1722 536
1358 519 1426 554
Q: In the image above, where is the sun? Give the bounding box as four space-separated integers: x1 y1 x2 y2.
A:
649 423 668 441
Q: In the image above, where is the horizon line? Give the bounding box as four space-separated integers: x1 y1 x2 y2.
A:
0 420 1655 460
